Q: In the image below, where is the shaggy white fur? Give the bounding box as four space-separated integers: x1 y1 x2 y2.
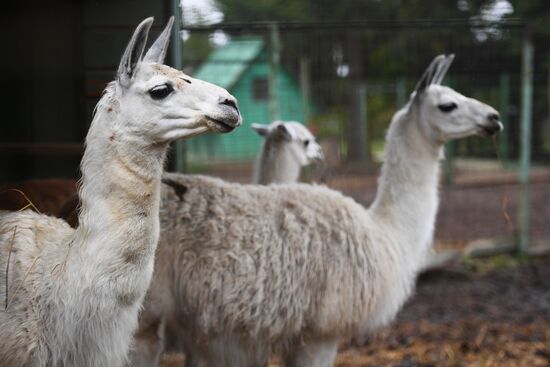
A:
0 17 240 367
150 121 323 367
134 55 502 366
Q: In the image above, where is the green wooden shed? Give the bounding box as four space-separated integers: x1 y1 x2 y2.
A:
187 37 310 162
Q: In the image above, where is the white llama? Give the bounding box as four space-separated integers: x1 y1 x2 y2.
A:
0 17 241 367
132 54 502 367
251 121 324 185
168 121 323 367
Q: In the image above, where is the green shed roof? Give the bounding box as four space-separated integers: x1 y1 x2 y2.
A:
193 37 264 90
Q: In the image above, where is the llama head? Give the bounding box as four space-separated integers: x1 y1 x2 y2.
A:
409 54 502 144
252 121 324 166
112 17 241 144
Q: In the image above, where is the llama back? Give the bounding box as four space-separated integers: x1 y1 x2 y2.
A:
0 210 74 366
157 174 387 340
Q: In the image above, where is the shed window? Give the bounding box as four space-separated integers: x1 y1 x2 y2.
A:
252 77 268 101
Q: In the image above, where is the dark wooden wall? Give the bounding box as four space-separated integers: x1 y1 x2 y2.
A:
0 0 171 181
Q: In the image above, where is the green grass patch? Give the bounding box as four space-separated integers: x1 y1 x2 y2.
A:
461 254 533 275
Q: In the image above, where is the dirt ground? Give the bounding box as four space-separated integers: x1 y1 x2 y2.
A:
346 258 550 367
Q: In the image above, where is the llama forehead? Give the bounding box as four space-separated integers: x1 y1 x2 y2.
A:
424 85 467 105
284 122 314 141
135 63 190 89
150 63 181 77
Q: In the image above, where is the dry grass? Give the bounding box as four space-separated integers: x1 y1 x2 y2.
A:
159 320 550 367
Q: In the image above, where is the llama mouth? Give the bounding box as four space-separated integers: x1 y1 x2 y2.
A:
478 124 502 137
206 116 236 133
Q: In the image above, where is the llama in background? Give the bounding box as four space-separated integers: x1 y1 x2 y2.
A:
252 120 324 185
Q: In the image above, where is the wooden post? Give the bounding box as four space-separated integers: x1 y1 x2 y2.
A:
518 31 534 253
172 0 186 172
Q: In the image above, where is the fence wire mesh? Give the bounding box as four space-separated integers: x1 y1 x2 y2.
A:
181 20 549 251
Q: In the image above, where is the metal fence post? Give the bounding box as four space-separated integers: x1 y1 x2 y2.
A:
347 81 368 162
443 76 456 185
268 23 281 122
299 57 311 124
396 76 407 109
172 0 186 172
547 54 550 158
359 83 368 161
444 142 455 186
518 31 534 253
499 73 510 165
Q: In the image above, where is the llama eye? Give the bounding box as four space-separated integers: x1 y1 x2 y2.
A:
149 84 174 100
438 102 458 113
304 140 310 147
180 77 192 84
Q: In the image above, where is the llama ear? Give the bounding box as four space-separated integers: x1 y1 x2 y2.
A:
432 54 454 85
275 123 292 141
117 17 154 87
413 54 446 98
251 123 270 137
143 16 174 64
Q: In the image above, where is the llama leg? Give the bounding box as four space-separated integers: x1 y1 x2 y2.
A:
205 335 267 367
183 349 202 367
283 339 338 367
130 318 165 367
177 327 204 367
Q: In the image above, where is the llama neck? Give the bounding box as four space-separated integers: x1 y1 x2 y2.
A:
253 140 301 184
68 97 166 291
369 109 443 261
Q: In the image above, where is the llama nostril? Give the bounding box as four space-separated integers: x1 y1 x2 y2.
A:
488 113 500 122
221 98 239 113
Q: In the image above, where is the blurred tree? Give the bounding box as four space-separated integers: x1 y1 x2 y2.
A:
507 0 550 34
214 0 507 77
218 0 489 22
182 33 213 72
